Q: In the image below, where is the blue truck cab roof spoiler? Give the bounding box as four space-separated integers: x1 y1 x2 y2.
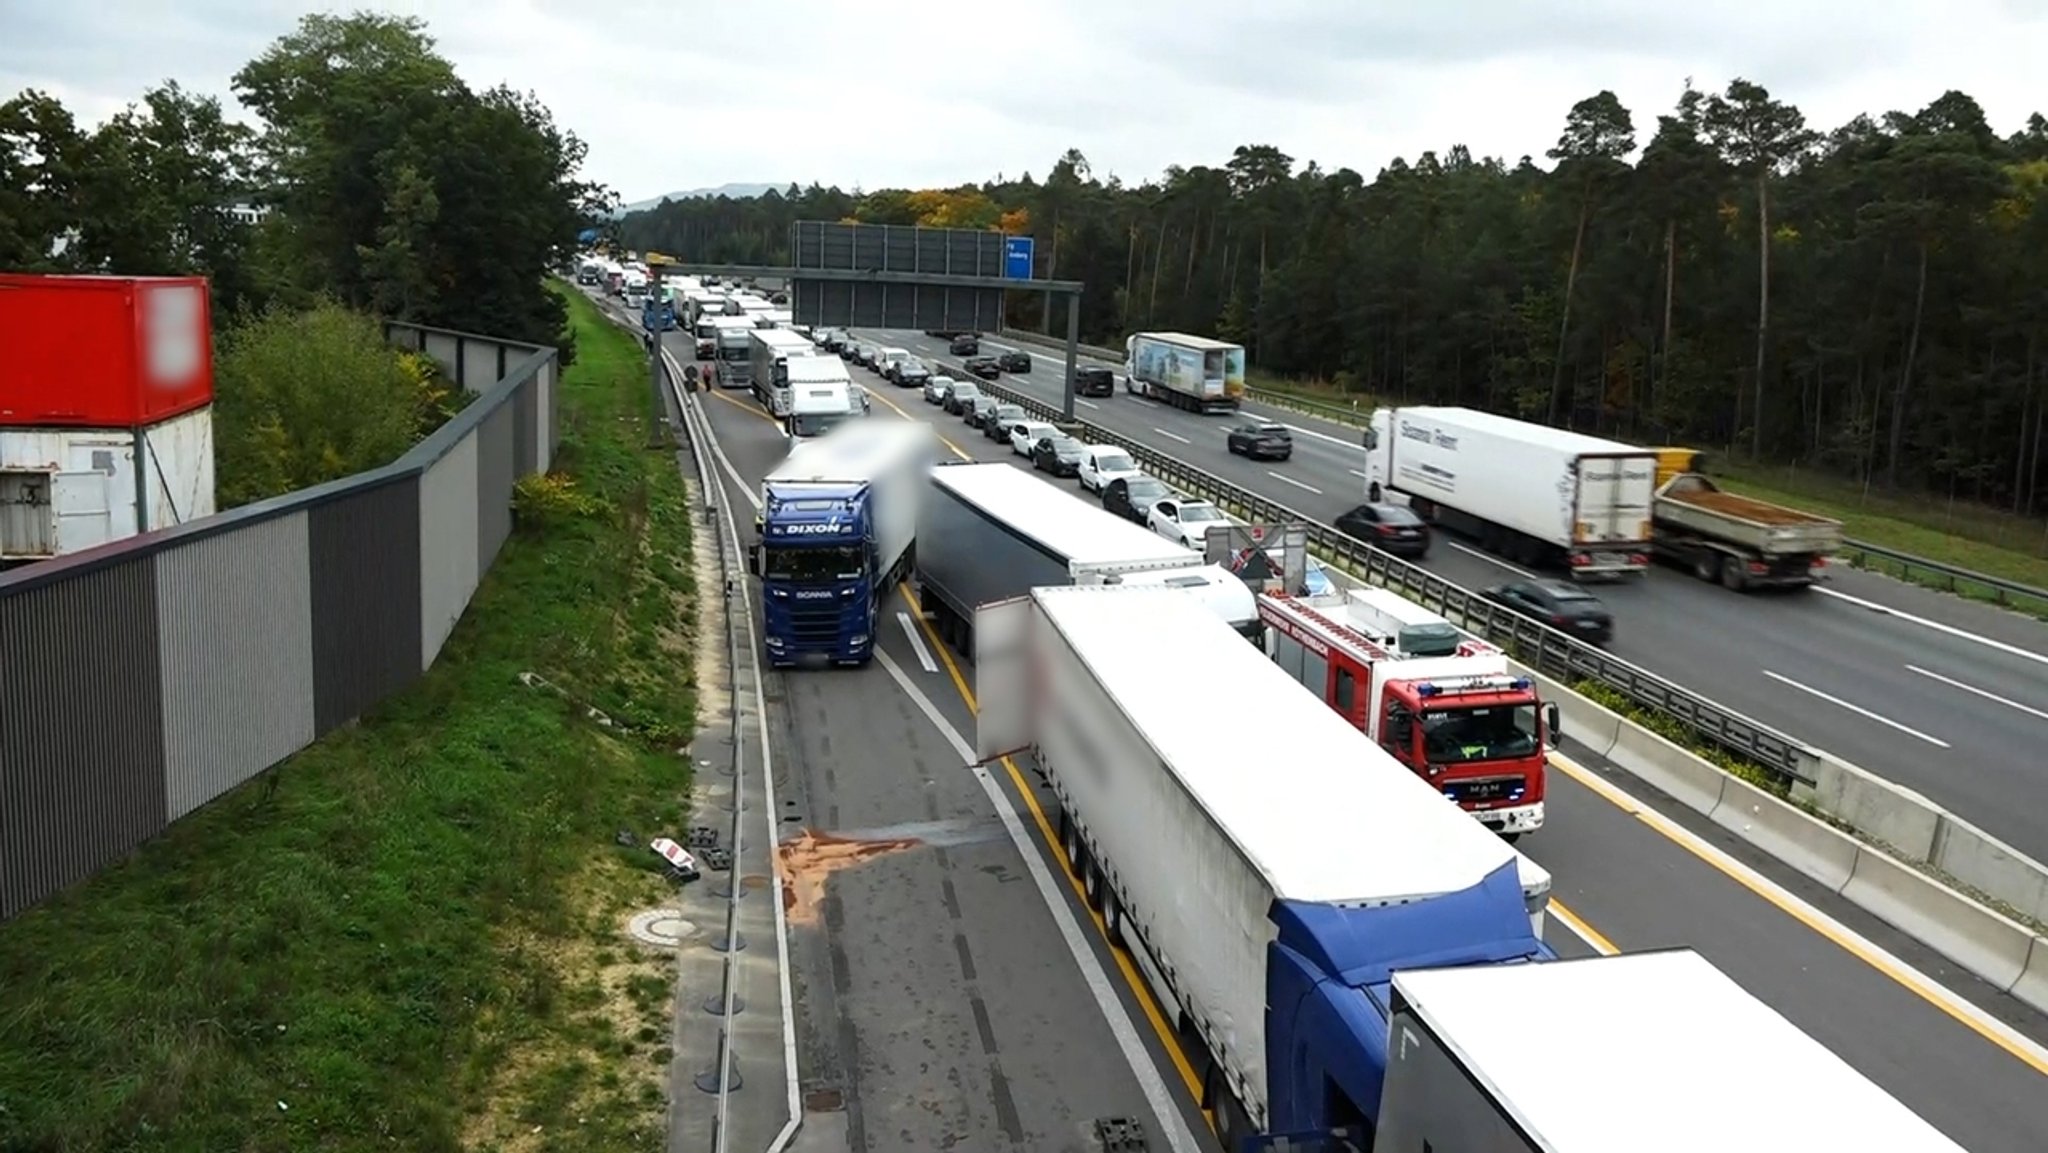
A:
1263 861 1552 1136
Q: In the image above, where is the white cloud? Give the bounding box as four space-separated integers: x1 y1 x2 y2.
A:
2 0 2043 201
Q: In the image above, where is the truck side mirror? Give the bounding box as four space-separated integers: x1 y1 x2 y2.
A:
1544 701 1562 748
1362 429 1379 450
746 543 761 577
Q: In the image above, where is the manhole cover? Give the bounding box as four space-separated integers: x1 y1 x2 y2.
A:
627 909 697 948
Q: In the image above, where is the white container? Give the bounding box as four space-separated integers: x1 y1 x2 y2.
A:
760 420 936 582
976 585 1553 1129
0 406 216 561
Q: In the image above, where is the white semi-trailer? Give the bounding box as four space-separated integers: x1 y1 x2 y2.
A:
1123 331 1247 413
1380 948 1967 1152
1363 405 1657 579
747 327 819 418
914 461 1254 655
974 584 1554 1151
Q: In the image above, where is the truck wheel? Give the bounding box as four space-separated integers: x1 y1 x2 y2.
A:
1084 859 1105 911
1104 894 1127 947
1693 554 1718 581
1720 555 1748 592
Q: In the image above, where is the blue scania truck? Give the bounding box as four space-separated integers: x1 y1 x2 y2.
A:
749 421 938 668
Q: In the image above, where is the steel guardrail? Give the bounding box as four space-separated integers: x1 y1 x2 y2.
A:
991 326 2048 619
927 353 1816 786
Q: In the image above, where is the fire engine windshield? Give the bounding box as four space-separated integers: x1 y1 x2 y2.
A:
1421 703 1540 765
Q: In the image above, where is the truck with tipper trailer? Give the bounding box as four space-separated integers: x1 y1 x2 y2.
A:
973 584 1555 1152
749 327 822 418
1647 447 1843 590
915 462 1257 656
1363 406 1657 580
1123 331 1247 413
784 356 863 445
1379 947 1968 1153
749 422 939 667
1258 589 1556 840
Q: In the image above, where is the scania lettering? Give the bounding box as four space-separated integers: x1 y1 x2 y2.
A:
750 422 937 667
748 327 821 418
1257 589 1556 840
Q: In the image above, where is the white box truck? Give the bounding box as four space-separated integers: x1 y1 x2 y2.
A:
1123 331 1247 413
1363 405 1656 579
914 461 1255 655
785 357 862 444
974 584 1554 1150
1380 948 1968 1153
748 327 819 418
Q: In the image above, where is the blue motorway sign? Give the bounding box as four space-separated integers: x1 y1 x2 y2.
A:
1004 235 1035 280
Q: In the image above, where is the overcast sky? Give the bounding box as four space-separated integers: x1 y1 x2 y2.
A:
4 1 2044 202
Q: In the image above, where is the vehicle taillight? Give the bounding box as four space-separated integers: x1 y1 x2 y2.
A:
1376 523 1398 535
1628 553 1648 566
1567 553 1591 567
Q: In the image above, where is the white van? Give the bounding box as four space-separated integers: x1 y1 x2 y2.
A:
1342 587 1463 657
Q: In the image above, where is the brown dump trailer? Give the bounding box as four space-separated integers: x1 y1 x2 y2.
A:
1651 473 1843 591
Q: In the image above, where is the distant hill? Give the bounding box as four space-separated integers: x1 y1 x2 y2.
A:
616 183 785 216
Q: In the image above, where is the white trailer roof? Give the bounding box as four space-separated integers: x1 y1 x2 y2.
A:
752 328 814 352
1031 585 1545 905
1398 406 1649 458
1137 331 1242 351
1391 949 1966 1153
787 357 851 385
934 464 1200 569
765 421 934 484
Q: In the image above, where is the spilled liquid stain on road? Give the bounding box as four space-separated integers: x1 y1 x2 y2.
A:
778 829 921 925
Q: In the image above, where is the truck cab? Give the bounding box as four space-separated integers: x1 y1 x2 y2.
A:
787 380 859 444
757 483 878 666
1257 591 1556 840
712 317 755 388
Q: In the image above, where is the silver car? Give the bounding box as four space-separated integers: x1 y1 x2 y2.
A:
924 375 955 405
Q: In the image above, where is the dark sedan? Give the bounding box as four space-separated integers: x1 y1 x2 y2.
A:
943 381 983 415
1031 435 1085 477
1482 579 1614 646
967 396 1001 429
1075 365 1114 397
1226 420 1293 461
984 403 1026 440
962 355 1001 380
1334 502 1430 558
950 333 980 356
1102 474 1171 523
997 349 1032 373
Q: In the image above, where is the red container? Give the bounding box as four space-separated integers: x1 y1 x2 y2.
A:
0 274 216 428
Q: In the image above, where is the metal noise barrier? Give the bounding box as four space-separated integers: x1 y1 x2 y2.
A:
954 369 1818 788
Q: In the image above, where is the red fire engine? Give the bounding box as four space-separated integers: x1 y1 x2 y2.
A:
1255 590 1558 840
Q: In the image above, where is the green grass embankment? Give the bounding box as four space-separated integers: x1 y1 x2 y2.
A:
0 283 699 1151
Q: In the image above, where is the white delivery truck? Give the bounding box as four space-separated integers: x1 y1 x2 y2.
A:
1363 405 1657 579
747 327 817 417
785 357 862 445
1123 331 1247 413
1379 948 1969 1153
915 462 1255 655
974 584 1554 1149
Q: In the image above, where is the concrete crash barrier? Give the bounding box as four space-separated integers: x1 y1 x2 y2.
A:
1708 773 1861 894
1601 714 1733 819
1525 670 1621 759
1839 845 2041 995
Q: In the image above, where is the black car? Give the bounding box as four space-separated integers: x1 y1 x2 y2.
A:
997 350 1031 373
943 382 983 415
967 396 1001 429
1075 365 1114 397
1226 421 1293 460
950 334 981 356
1032 435 1085 477
898 362 932 390
1102 474 1171 524
1334 502 1430 558
984 403 1026 440
963 355 1001 380
1482 580 1614 645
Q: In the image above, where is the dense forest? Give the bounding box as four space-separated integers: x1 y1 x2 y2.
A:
620 81 2048 508
2 13 608 503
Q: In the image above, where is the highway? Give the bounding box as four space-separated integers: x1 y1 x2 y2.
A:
678 326 2048 1153
862 328 2048 864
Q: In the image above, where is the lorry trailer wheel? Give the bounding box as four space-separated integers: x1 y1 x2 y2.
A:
1104 895 1126 946
1694 555 1718 581
1720 556 1747 592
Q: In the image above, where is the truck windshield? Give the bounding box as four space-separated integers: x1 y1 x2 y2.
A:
790 412 847 438
719 345 748 360
763 545 864 582
1421 704 1540 765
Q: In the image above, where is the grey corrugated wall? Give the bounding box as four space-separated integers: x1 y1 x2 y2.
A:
0 321 558 922
0 557 168 921
155 511 317 821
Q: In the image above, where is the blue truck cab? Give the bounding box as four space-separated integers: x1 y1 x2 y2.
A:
641 297 676 333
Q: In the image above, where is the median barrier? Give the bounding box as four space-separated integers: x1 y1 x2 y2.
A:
1523 669 1620 759
1840 844 2042 995
2012 938 2048 1010
1708 774 1863 893
1932 820 2048 927
1798 755 1943 865
1603 721 1734 820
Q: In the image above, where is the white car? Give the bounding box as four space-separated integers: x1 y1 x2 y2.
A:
1010 420 1057 456
924 375 954 404
1077 445 1140 493
1148 497 1228 549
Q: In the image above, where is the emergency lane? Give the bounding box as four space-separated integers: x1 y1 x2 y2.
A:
862 328 2048 863
707 334 2048 1153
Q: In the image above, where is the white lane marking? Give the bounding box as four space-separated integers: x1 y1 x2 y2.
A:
1348 468 1368 479
1448 539 1541 580
1271 420 1362 450
1906 664 2048 724
1760 670 1950 747
1135 397 1159 408
898 611 938 673
1816 587 2048 667
1268 471 1322 495
1077 398 1100 410
875 650 1204 1153
1152 427 1190 445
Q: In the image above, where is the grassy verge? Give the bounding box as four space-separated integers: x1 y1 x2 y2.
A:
0 284 697 1152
